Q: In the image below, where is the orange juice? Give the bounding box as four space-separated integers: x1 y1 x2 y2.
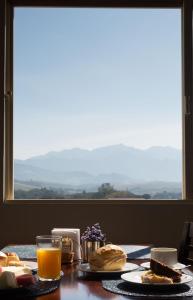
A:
37 248 61 280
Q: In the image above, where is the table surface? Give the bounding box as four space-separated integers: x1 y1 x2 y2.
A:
2 245 192 300
35 260 193 300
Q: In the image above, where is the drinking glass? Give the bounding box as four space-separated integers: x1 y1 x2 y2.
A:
36 235 62 281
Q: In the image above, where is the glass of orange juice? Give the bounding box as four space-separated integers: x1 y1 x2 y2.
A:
36 235 62 281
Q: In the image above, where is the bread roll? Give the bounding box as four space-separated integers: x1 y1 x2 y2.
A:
0 252 24 267
8 261 24 267
0 252 7 267
89 244 127 271
5 252 20 265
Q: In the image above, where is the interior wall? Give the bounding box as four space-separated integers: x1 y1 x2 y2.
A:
0 201 193 249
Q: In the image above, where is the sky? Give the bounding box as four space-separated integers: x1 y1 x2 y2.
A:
14 8 182 159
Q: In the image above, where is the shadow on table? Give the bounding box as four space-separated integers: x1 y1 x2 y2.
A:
118 281 191 294
79 275 118 299
78 272 125 281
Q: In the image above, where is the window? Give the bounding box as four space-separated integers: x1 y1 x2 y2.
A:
1 0 193 202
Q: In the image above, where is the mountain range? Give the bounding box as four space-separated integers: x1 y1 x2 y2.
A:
14 144 181 194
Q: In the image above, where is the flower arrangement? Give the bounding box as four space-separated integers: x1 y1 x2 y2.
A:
81 223 106 242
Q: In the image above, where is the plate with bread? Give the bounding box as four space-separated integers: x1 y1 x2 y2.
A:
79 244 139 273
79 262 139 273
121 259 193 286
0 251 37 270
0 251 37 290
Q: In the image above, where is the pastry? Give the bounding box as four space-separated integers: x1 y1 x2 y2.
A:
3 252 24 267
89 244 127 271
5 253 20 264
8 260 24 267
0 252 8 267
150 259 181 282
141 270 173 284
141 259 182 284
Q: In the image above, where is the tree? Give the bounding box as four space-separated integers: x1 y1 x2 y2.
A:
98 183 115 197
143 193 151 199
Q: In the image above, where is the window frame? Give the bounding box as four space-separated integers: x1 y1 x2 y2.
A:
0 0 192 203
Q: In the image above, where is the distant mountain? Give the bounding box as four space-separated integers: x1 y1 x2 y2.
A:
144 146 180 160
14 162 134 188
14 181 40 191
14 162 96 185
15 145 181 184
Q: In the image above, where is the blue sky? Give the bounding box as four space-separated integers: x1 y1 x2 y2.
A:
14 8 182 159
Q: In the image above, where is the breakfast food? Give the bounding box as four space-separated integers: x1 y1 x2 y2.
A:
89 244 127 271
3 266 32 277
150 258 181 282
5 252 20 264
0 271 18 289
141 270 173 284
0 252 8 267
0 266 34 289
0 252 35 289
0 252 24 267
141 259 182 284
16 274 36 287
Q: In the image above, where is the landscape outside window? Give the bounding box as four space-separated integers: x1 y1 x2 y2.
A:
14 8 182 200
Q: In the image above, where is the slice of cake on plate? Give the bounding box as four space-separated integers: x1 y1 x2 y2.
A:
141 259 182 284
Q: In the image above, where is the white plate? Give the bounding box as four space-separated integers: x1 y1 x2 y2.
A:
140 261 187 270
2 260 38 272
2 261 38 271
21 261 38 270
78 262 139 273
121 271 193 286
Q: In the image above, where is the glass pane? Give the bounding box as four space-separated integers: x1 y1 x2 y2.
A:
14 8 182 200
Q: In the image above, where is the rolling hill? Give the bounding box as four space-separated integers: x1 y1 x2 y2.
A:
14 144 181 194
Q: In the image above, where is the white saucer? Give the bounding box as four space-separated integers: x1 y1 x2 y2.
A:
140 261 187 270
78 262 139 273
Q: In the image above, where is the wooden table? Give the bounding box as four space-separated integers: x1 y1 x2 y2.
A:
35 260 193 300
2 245 192 299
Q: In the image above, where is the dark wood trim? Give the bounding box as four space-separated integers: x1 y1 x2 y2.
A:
8 0 182 8
182 0 193 200
189 222 193 237
187 245 193 251
178 222 190 263
1 0 186 202
0 1 6 203
178 222 193 264
4 2 14 201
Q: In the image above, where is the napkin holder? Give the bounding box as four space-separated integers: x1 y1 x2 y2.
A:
52 228 81 262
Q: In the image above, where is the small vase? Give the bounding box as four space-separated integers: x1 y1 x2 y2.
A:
82 240 103 262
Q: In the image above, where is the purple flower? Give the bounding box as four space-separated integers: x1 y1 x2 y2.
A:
81 223 106 242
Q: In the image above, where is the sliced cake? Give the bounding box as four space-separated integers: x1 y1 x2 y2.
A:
150 259 182 282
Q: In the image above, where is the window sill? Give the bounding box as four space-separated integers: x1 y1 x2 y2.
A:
2 199 193 206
